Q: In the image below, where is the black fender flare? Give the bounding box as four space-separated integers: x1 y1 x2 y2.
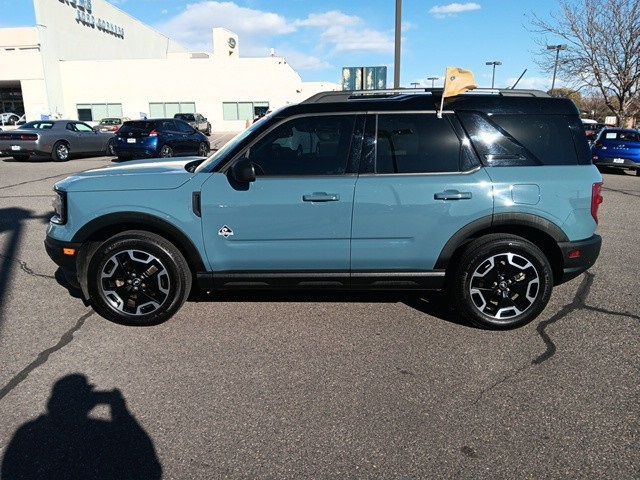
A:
434 213 569 269
71 211 206 272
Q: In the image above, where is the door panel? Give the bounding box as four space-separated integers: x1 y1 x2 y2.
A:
200 113 362 273
200 174 356 271
351 170 494 270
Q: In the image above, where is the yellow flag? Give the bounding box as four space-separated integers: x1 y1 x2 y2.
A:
443 67 478 98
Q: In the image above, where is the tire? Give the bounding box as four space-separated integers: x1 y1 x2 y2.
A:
52 141 70 162
86 230 192 325
117 155 130 162
106 139 116 156
206 124 211 136
197 142 209 157
635 169 640 177
450 234 553 329
159 145 173 158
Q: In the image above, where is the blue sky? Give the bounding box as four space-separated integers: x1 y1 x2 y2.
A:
0 0 564 89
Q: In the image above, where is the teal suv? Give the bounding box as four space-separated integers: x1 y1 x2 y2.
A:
45 89 603 329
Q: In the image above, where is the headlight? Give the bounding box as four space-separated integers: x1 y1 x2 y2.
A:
51 188 67 225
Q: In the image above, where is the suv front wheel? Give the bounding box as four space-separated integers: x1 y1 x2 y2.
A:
86 230 191 325
451 234 553 329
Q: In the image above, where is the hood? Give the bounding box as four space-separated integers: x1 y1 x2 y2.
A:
56 157 205 192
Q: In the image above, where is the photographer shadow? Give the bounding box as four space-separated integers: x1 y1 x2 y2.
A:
1 374 162 480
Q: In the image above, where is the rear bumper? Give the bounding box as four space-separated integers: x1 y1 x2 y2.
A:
593 157 640 170
557 234 602 284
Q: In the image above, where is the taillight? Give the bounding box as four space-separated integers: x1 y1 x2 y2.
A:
594 142 603 149
148 130 158 137
113 126 120 134
20 134 38 141
591 182 603 224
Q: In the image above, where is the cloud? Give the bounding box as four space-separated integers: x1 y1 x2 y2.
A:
296 11 393 54
280 50 333 71
293 11 360 28
157 1 295 52
429 2 481 18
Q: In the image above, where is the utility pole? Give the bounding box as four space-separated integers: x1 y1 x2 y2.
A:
394 0 402 88
485 61 502 89
427 76 439 88
547 44 567 92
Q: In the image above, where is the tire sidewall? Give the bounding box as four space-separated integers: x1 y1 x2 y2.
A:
87 234 189 325
52 141 69 162
159 145 173 158
456 238 553 329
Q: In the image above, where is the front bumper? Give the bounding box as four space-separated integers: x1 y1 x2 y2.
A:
557 234 602 284
44 235 82 272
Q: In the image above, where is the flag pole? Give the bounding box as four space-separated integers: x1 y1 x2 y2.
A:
437 70 447 118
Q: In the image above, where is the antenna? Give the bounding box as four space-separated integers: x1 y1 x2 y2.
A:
511 69 527 89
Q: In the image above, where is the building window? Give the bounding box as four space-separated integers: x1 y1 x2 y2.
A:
76 103 123 122
149 102 196 118
222 101 269 121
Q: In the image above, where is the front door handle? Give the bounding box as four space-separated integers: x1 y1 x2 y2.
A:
303 192 340 202
434 190 472 200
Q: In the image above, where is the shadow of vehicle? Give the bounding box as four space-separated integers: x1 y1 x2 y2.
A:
1 374 162 479
192 290 475 329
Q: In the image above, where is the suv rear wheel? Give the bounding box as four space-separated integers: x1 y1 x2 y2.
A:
450 234 553 329
86 230 191 325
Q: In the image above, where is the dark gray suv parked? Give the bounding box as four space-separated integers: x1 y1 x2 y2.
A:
174 113 211 136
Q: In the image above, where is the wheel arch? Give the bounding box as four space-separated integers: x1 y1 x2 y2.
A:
71 212 206 275
436 213 568 284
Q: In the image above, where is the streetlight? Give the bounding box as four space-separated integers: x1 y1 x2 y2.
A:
427 76 439 88
410 82 421 88
394 0 402 88
547 44 567 91
485 61 502 89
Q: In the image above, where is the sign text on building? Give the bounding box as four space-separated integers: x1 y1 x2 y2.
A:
59 0 125 39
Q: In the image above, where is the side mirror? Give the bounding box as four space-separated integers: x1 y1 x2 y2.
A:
231 157 256 183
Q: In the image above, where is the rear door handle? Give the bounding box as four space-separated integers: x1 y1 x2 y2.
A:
303 192 340 202
434 190 472 200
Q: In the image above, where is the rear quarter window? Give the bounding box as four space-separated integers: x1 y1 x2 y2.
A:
459 112 585 166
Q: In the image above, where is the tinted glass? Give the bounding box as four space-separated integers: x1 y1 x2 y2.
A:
490 114 578 165
156 120 178 132
21 121 54 130
99 118 121 125
248 115 356 176
376 114 462 173
458 112 539 166
175 114 195 121
175 120 194 134
119 121 157 135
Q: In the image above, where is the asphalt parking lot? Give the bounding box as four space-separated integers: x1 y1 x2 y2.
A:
0 150 637 478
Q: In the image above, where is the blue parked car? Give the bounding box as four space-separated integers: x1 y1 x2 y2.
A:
591 128 640 176
113 118 209 161
45 89 603 329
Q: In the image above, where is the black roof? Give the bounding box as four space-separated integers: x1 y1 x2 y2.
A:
287 89 579 116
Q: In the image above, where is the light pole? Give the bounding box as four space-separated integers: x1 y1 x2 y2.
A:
394 0 402 88
427 76 439 88
547 44 567 92
485 61 502 89
410 82 420 88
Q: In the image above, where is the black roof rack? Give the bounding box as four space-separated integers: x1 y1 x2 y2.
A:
303 88 551 104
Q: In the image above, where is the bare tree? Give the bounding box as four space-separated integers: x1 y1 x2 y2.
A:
532 0 640 126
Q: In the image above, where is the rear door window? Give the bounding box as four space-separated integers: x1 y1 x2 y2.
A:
376 114 462 173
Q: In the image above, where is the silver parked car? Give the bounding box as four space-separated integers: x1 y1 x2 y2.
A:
0 120 116 161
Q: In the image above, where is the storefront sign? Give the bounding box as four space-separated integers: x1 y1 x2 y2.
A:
59 0 125 39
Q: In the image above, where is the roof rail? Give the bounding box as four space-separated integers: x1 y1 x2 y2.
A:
303 88 551 104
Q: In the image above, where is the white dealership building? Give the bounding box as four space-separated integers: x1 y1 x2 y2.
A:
0 0 337 131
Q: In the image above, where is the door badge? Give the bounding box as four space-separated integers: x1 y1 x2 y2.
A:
218 225 234 238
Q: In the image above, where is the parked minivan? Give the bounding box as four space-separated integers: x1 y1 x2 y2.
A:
46 89 602 329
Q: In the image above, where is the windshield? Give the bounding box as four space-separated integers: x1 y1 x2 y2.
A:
195 122 263 173
99 118 121 125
